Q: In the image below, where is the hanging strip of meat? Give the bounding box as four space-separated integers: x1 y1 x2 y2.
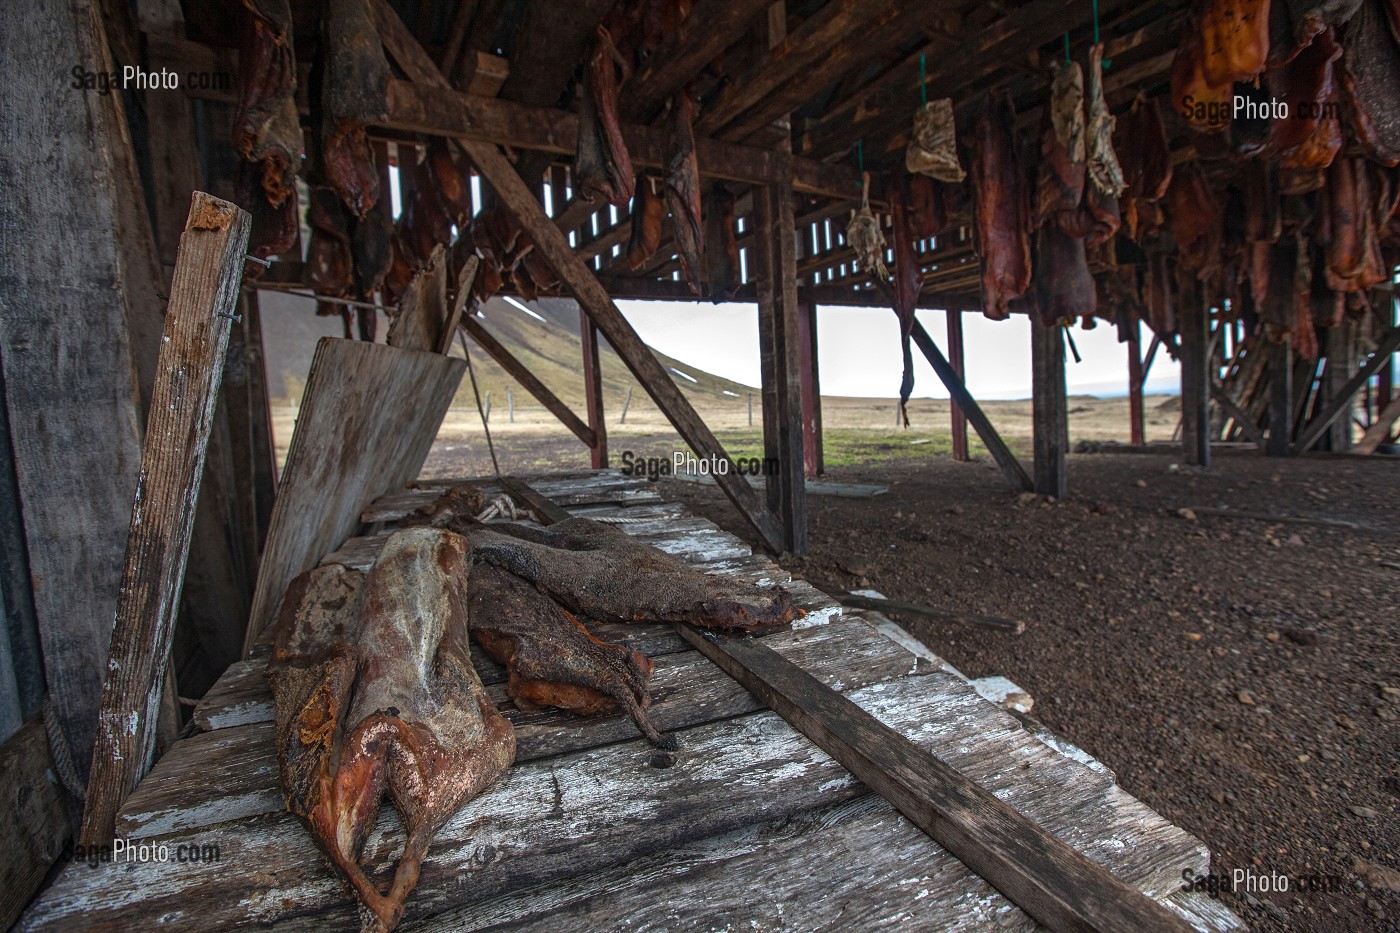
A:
1086 44 1127 199
889 176 923 427
239 162 298 269
1338 0 1400 166
1325 155 1388 294
908 174 946 239
468 562 673 748
305 186 354 298
847 173 890 282
1201 0 1274 85
404 155 454 267
323 0 390 218
352 210 394 299
972 97 1032 320
458 518 800 632
627 175 665 270
1268 0 1362 64
665 92 704 295
1172 14 1234 131
905 98 967 182
1033 222 1097 326
1034 60 1086 227
703 183 740 302
232 0 303 207
1169 162 1224 280
1241 162 1281 306
331 528 515 932
428 138 473 226
1292 233 1321 359
1147 253 1177 335
1114 95 1173 242
576 24 636 206
1270 26 1344 191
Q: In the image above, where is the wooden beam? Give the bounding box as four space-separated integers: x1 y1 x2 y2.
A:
797 303 824 477
459 314 596 447
81 193 251 847
1211 382 1266 449
1031 319 1068 498
1324 319 1358 452
1127 320 1145 446
374 7 786 552
1178 287 1211 467
496 0 611 109
671 624 1196 933
624 0 772 121
580 308 608 468
438 255 480 355
947 311 969 461
0 718 70 930
1294 326 1400 454
911 319 1033 492
1355 394 1400 454
1267 339 1294 457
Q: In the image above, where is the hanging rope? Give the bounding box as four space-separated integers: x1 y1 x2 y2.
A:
919 53 927 106
458 330 501 479
1064 32 1070 66
1092 0 1111 67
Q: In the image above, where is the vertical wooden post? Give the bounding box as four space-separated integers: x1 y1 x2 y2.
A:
81 193 251 846
581 306 608 468
754 165 808 553
1031 319 1067 498
1178 286 1211 467
947 311 969 461
1267 338 1294 457
796 303 824 477
1324 319 1357 452
1127 319 1145 446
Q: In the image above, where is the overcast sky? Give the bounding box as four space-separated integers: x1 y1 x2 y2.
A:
616 301 1181 399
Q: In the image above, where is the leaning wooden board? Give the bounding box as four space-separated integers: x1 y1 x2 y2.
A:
21 471 1241 931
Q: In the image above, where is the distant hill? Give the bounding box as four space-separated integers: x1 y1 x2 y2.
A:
259 292 756 414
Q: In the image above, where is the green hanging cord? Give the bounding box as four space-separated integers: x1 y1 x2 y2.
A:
1092 0 1111 68
856 139 864 192
919 53 927 106
1063 32 1070 66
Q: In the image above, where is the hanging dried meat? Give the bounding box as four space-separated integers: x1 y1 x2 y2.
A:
908 174 946 239
703 183 740 302
905 98 966 182
304 186 354 297
232 0 303 207
267 529 516 933
239 162 298 269
889 175 922 427
1200 0 1274 85
1324 155 1387 294
403 155 454 266
1268 0 1362 64
1033 222 1097 325
846 173 890 282
627 175 665 270
1240 162 1281 306
972 98 1032 320
665 92 704 295
576 23 636 206
1034 60 1086 227
1168 162 1223 280
1269 26 1344 192
458 519 800 632
1115 95 1173 241
1291 233 1321 359
428 138 473 226
1338 0 1400 166
322 0 389 218
1085 44 1126 199
1171 12 1235 130
351 209 394 298
468 562 673 748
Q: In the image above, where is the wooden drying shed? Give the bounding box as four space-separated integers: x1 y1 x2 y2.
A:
0 0 1393 927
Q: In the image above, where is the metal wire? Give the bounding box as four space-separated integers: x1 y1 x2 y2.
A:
459 331 501 479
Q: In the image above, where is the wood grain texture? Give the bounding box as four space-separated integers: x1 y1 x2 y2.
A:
460 315 595 446
0 0 156 787
1030 319 1068 498
387 246 449 351
674 625 1198 932
1294 327 1400 453
80 192 251 848
242 340 465 650
0 719 70 931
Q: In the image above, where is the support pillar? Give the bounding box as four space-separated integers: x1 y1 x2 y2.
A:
580 307 608 468
797 303 823 477
1324 319 1357 452
1127 320 1145 446
1267 338 1293 456
1031 319 1067 498
947 311 969 461
1179 285 1211 467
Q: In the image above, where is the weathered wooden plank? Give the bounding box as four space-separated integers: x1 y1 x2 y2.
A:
1267 339 1294 457
1294 326 1400 454
242 340 466 650
0 718 70 931
360 472 664 522
80 193 251 848
387 246 449 352
623 0 770 121
580 311 608 468
674 626 1198 932
460 315 595 446
911 319 1033 492
1179 287 1211 467
0 0 160 786
117 614 914 838
1356 394 1400 454
1030 319 1068 498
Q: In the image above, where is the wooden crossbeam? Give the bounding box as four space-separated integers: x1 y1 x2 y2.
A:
624 0 772 122
459 314 596 447
910 319 1033 492
81 193 251 847
1210 382 1265 449
375 4 786 552
1293 326 1400 454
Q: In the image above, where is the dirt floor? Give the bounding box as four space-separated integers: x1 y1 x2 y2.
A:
659 450 1399 933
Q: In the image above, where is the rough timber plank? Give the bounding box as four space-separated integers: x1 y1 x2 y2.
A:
119 612 894 837
81 193 251 847
243 340 465 650
27 674 1232 931
359 476 663 523
0 718 70 932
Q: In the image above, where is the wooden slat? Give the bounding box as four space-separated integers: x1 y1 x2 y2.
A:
623 0 771 121
1030 319 1068 498
910 319 1033 492
1356 394 1400 454
673 625 1198 932
460 315 596 446
437 254 479 354
387 246 449 351
118 613 913 838
579 311 608 467
242 340 466 650
1179 287 1211 467
81 193 251 847
1294 326 1400 454
0 718 70 931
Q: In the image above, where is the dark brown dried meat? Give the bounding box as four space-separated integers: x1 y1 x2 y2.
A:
428 139 474 225
322 0 389 217
305 187 354 297
232 0 303 206
1034 61 1086 227
665 93 704 295
972 97 1032 320
627 175 665 270
576 25 636 206
1034 222 1097 326
1339 0 1400 165
1269 26 1344 175
908 174 946 239
1169 162 1223 280
703 183 740 302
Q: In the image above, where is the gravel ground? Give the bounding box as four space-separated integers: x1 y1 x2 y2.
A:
657 449 1400 932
